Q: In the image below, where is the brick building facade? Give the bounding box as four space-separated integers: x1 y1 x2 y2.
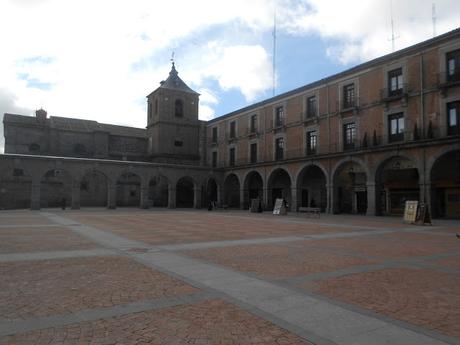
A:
2 29 460 218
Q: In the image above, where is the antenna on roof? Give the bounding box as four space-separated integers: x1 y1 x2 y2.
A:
388 0 400 52
432 3 437 37
272 0 277 97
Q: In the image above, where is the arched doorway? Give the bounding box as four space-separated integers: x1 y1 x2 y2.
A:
431 150 460 218
116 172 141 207
223 174 240 208
243 171 263 209
206 178 218 207
267 169 291 210
0 168 32 209
80 170 108 207
376 156 419 215
148 175 169 207
333 161 367 214
176 177 194 208
40 169 72 208
297 165 327 212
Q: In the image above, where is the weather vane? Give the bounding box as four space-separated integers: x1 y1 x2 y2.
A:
171 51 175 66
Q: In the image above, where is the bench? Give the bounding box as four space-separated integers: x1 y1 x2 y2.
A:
298 207 321 217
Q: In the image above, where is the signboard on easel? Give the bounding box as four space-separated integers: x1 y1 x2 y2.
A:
416 203 432 225
273 198 286 215
403 201 418 223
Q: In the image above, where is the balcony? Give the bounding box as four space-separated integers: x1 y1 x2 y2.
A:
337 97 359 115
439 71 460 96
380 84 409 104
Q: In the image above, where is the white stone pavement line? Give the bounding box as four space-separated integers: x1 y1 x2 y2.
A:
0 249 116 263
44 212 456 345
0 291 216 338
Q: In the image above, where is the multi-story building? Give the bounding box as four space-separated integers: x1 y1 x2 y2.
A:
2 28 460 218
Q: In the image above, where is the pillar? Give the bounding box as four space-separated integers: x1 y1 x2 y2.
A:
140 180 149 209
291 187 298 212
30 180 41 210
71 180 81 210
107 181 116 209
194 187 201 209
326 183 334 214
366 183 376 216
168 186 176 208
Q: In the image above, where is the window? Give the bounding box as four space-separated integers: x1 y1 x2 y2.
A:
343 83 355 109
212 151 217 168
174 140 183 147
306 96 317 118
388 113 405 142
250 114 257 133
447 49 460 82
388 68 403 96
275 106 284 127
29 143 40 153
229 147 235 166
306 130 317 155
174 99 183 117
275 137 284 160
229 121 236 139
250 143 257 163
447 101 460 135
212 127 218 143
343 123 356 150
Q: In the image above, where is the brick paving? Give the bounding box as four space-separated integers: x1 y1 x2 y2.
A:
0 299 311 345
0 227 98 254
0 209 458 344
0 256 198 321
184 242 378 278
306 267 460 339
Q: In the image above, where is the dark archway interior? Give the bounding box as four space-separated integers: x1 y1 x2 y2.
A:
333 162 367 214
376 157 419 215
268 169 291 209
206 178 218 206
244 171 263 209
80 171 108 207
298 166 327 211
116 172 141 207
431 150 460 218
176 177 194 208
224 174 240 208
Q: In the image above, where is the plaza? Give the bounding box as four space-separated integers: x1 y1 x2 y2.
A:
0 208 458 344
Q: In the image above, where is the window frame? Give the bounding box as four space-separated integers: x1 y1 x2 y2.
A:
174 99 184 117
343 83 355 109
250 142 258 164
388 68 404 96
275 106 284 127
275 137 284 161
447 101 460 135
229 147 236 167
343 122 357 150
229 121 236 139
306 130 318 155
211 127 218 143
388 113 405 142
306 96 317 118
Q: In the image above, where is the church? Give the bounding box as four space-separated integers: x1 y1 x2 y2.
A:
2 28 460 218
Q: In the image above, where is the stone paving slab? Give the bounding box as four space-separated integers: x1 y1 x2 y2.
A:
306 267 460 339
183 242 379 278
0 256 199 321
0 248 115 263
0 214 53 226
0 226 99 254
0 299 312 345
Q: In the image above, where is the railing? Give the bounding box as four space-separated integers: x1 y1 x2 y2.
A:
210 126 459 168
380 83 409 101
337 97 360 113
439 71 460 85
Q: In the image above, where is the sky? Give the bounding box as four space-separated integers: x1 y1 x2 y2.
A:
1 0 460 152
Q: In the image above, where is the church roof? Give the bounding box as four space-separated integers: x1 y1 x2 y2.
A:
150 63 199 96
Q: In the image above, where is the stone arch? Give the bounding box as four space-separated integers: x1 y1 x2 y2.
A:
430 149 460 218
375 155 420 215
426 143 460 182
148 175 170 207
267 168 292 210
243 170 264 209
0 167 33 210
223 173 241 208
332 159 368 214
80 169 109 207
40 168 73 208
331 157 370 183
116 171 141 207
176 176 195 208
296 163 327 212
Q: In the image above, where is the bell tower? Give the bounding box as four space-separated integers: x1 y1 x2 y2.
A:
146 62 200 163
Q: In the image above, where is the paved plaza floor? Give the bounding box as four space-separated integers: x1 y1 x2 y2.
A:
0 209 459 345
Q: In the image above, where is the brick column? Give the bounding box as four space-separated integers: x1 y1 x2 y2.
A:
366 183 376 216
71 180 81 210
194 187 201 209
107 182 116 209
168 186 176 209
30 180 41 210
